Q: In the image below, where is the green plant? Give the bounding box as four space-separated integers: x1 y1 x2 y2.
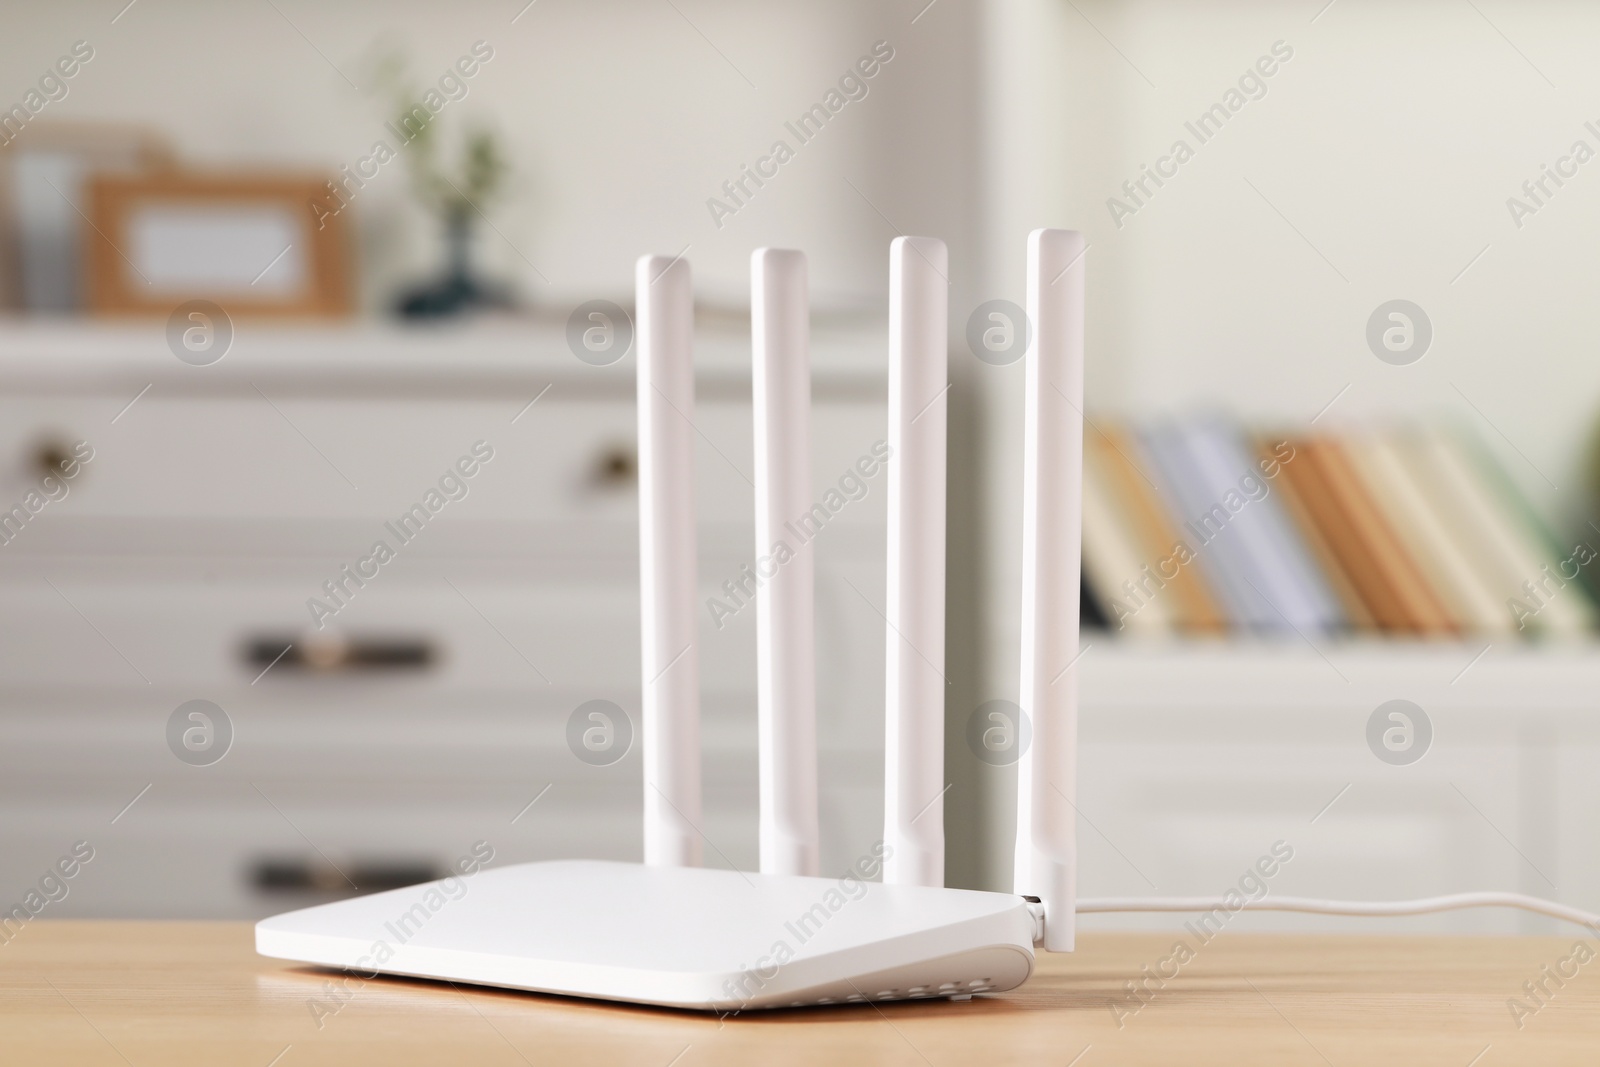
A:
367 47 508 220
405 120 507 221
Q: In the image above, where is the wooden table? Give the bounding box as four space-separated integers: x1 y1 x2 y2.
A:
3 923 1596 1065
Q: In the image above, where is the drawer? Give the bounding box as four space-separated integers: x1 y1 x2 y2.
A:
0 691 886 920
0 395 890 531
0 572 640 691
0 519 886 694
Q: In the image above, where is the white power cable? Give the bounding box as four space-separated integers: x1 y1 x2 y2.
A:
1077 893 1600 934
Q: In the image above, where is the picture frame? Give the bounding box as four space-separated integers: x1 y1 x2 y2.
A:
84 172 352 317
0 122 173 313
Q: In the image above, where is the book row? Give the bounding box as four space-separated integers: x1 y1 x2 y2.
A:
1080 419 1595 637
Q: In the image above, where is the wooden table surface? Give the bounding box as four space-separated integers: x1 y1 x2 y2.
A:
2 922 1596 1065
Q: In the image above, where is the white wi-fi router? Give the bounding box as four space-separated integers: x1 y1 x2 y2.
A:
256 228 1087 1010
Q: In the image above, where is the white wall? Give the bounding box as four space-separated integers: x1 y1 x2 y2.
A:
994 0 1600 519
0 0 982 313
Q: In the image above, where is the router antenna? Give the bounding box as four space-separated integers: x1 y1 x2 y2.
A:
883 236 949 887
1014 229 1085 952
637 253 702 867
751 248 820 878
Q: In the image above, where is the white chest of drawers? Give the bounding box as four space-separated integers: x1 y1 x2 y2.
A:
0 320 893 918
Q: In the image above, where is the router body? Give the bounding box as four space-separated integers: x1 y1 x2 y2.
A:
257 232 1085 1011
256 860 1035 1010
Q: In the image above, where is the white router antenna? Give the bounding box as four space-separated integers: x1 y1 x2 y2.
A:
637 253 702 868
883 236 949 887
751 248 820 877
1013 228 1084 952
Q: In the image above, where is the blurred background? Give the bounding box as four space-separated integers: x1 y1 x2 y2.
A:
3 0 1600 937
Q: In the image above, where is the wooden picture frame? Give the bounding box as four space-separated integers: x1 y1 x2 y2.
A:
84 173 352 317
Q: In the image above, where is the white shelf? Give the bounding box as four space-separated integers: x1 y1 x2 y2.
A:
1078 638 1600 720
0 318 888 394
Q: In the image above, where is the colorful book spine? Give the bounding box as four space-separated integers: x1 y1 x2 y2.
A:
1310 437 1455 635
1184 419 1345 635
1412 427 1592 637
1138 422 1273 632
1450 425 1600 632
1092 428 1226 633
1082 444 1175 635
1263 437 1376 632
1345 431 1512 634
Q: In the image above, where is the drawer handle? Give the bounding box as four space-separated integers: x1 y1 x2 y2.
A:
243 635 436 674
31 438 78 480
592 444 636 488
251 856 442 895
